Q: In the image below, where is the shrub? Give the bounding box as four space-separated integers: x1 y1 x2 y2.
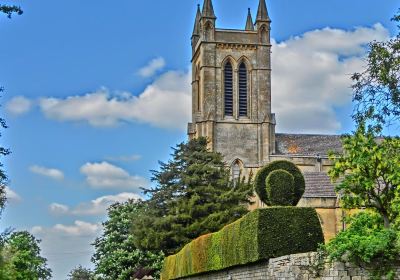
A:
255 160 305 206
266 169 295 206
161 207 324 280
323 212 399 279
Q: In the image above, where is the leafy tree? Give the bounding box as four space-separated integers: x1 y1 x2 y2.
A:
0 231 52 280
352 10 400 132
324 212 398 279
0 4 23 18
92 200 164 280
0 89 10 214
67 265 95 280
133 137 253 255
0 2 22 212
329 124 400 228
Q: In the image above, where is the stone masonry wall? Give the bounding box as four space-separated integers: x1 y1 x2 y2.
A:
180 252 400 280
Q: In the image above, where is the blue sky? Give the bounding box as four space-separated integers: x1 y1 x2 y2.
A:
0 0 399 279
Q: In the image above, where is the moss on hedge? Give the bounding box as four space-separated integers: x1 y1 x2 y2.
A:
266 169 295 206
255 160 305 206
161 207 324 280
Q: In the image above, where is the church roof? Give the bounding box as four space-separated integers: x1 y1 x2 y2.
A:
275 133 343 156
303 172 337 198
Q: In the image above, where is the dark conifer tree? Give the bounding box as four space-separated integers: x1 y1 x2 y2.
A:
133 137 253 255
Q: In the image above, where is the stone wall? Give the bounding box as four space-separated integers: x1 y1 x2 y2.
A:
180 252 400 280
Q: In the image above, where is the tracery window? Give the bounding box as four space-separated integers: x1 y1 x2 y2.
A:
224 62 233 116
238 62 248 117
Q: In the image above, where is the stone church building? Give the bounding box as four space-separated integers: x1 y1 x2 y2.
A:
188 0 344 241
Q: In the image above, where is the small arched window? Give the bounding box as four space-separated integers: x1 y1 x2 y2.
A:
232 162 241 181
204 22 213 41
224 62 233 116
238 62 248 117
260 26 268 44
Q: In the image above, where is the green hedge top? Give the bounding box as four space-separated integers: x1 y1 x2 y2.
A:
255 160 305 206
161 207 324 280
266 169 295 206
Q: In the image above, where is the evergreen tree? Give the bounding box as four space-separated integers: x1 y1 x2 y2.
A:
92 200 164 280
133 137 253 255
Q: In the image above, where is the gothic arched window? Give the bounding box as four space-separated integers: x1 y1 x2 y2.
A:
231 159 243 186
224 62 233 116
232 162 241 181
238 62 248 117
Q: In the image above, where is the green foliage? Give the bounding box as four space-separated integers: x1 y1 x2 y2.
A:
0 87 10 213
161 207 324 280
0 231 52 280
324 212 398 280
0 4 23 18
92 200 164 280
133 137 253 255
255 160 305 206
351 10 400 132
67 265 94 280
329 124 400 228
266 169 295 206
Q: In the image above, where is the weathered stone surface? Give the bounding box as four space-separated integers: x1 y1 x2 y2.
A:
189 0 275 169
179 253 400 280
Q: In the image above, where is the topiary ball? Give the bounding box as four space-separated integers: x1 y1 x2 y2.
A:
255 160 305 206
266 169 295 206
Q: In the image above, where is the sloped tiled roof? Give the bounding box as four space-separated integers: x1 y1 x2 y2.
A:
275 134 343 156
303 172 337 198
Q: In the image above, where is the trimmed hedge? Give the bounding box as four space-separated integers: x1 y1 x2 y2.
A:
266 169 295 206
255 160 305 206
161 207 324 280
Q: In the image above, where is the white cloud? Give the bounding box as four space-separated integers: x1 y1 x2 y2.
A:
11 25 389 134
31 221 101 279
6 96 32 115
5 187 21 203
49 203 70 215
271 23 389 133
49 192 141 216
138 57 166 78
105 154 141 162
29 165 64 181
32 221 101 237
80 161 148 191
39 70 191 130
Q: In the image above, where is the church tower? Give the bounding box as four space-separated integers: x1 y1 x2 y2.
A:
188 0 276 173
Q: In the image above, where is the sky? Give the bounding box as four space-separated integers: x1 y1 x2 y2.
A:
0 0 399 279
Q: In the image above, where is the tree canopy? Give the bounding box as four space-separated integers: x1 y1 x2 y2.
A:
326 12 400 277
132 137 253 255
352 10 400 132
0 231 52 280
0 87 10 214
92 200 164 280
67 265 95 280
329 125 400 228
0 4 22 18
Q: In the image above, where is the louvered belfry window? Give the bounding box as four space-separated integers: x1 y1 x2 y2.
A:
224 62 233 116
238 62 248 117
